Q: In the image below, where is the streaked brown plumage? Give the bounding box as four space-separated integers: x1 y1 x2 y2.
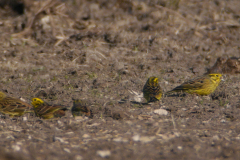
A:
31 98 68 119
143 77 163 102
71 99 93 118
0 92 32 117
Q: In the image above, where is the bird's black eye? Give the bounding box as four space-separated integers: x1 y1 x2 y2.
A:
216 75 218 77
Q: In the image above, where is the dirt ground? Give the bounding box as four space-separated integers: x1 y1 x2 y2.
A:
0 0 240 159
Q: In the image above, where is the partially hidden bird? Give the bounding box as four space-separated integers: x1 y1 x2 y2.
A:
72 99 93 118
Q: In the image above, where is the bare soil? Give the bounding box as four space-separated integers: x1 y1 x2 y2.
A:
0 0 240 159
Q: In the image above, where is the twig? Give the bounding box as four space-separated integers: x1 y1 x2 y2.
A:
171 114 177 130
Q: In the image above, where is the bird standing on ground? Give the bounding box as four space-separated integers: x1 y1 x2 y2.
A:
0 91 32 117
31 98 68 119
72 99 93 118
166 73 222 96
143 76 163 103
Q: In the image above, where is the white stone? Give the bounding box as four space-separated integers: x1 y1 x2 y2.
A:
97 150 111 158
132 134 140 142
212 135 220 141
154 109 168 116
220 119 226 123
64 148 71 153
139 136 156 143
75 155 83 160
177 146 183 150
82 134 90 138
113 137 128 143
12 145 21 151
22 117 27 121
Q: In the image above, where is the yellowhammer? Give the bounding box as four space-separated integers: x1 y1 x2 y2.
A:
0 92 32 117
31 98 68 119
166 73 222 96
72 99 93 118
143 76 163 102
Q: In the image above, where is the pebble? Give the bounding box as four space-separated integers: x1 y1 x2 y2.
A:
113 137 128 143
153 109 168 116
212 135 220 141
97 150 111 158
82 134 90 138
177 146 183 150
75 155 83 160
12 144 21 151
132 134 140 142
140 136 156 143
64 148 71 153
220 119 226 123
22 116 28 121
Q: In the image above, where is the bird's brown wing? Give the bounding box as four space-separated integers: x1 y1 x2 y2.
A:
34 103 67 119
36 103 66 115
166 76 206 94
0 97 33 116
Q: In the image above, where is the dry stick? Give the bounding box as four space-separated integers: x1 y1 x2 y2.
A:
12 0 58 38
171 114 177 130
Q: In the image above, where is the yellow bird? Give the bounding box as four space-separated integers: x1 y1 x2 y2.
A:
143 77 163 102
166 73 222 96
31 98 68 119
0 92 32 117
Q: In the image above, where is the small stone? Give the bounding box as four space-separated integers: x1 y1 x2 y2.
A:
20 97 27 102
12 145 20 151
177 146 183 150
220 119 226 123
75 155 83 160
57 120 63 126
139 136 155 143
132 134 140 142
97 150 111 158
87 123 100 127
22 117 27 121
64 148 71 153
113 137 128 143
212 135 220 141
65 132 74 135
82 134 90 138
153 109 168 116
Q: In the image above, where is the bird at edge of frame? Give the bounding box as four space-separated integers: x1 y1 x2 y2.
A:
0 91 33 117
165 73 222 96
